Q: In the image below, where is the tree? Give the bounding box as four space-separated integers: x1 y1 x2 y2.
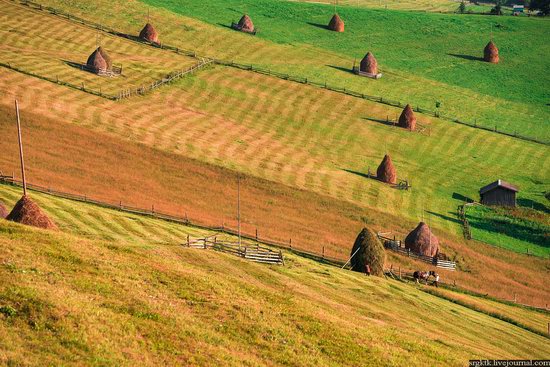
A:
458 1 467 13
530 0 550 14
491 0 504 14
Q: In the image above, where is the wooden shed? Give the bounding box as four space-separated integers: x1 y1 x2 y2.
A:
479 180 518 207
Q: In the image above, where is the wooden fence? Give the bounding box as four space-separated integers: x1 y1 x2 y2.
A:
378 233 457 271
9 0 549 145
457 203 474 240
116 59 213 100
184 235 284 265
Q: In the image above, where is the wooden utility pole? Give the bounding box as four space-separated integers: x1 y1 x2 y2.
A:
15 100 27 196
237 175 241 250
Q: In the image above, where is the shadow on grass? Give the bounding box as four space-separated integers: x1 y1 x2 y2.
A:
426 210 462 225
363 116 397 127
217 23 234 30
452 192 474 203
466 207 549 250
307 22 329 30
341 168 373 180
517 198 549 214
326 65 354 75
448 53 484 62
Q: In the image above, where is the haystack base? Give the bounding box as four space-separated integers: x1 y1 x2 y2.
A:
82 64 123 77
230 22 257 35
352 67 382 79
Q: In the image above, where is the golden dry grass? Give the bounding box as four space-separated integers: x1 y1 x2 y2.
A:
0 219 548 366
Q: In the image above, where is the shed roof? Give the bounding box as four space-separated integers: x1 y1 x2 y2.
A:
479 180 518 194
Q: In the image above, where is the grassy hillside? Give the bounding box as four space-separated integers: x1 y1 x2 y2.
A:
0 1 197 95
466 204 550 257
1 218 549 365
0 103 549 309
141 0 550 141
292 0 502 13
0 0 548 305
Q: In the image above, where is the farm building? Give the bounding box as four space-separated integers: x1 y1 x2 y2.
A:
479 180 518 207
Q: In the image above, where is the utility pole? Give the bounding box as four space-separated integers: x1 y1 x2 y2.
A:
237 174 241 250
15 100 27 196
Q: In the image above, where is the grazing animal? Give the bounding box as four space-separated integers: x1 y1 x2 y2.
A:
413 270 438 285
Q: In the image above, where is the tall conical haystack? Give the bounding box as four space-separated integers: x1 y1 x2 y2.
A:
405 222 439 257
97 47 112 70
376 154 397 184
139 23 159 43
398 104 416 131
484 41 499 63
360 52 378 74
86 48 107 73
0 201 7 219
328 14 344 32
238 14 255 33
350 227 385 276
6 195 57 230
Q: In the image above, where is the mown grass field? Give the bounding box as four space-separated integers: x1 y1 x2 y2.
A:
288 0 491 13
0 1 197 95
1 216 549 365
1 92 549 308
466 204 550 258
0 0 548 303
141 0 550 141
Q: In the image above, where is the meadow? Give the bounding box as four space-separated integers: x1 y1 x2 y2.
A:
289 0 496 12
141 0 550 142
1 215 549 365
466 204 550 257
0 0 547 301
0 1 197 95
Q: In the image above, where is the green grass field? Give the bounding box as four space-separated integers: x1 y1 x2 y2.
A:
466 204 550 257
140 0 550 142
288 0 497 12
1 201 549 365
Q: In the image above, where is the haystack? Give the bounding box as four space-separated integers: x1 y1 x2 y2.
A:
484 41 499 63
86 47 112 73
0 201 7 219
404 222 439 257
139 23 159 43
86 48 107 73
376 154 397 184
238 14 255 33
360 52 378 74
350 227 385 276
398 104 416 131
328 14 344 32
6 195 57 230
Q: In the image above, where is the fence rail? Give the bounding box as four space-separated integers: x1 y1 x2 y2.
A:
184 235 284 265
378 233 457 270
8 0 549 145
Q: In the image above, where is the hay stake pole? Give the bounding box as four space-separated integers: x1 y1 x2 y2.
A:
15 100 27 196
237 174 241 251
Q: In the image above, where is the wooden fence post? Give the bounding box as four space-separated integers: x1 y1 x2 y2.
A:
187 234 190 247
322 246 325 258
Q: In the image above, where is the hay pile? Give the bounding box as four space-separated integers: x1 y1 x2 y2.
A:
238 14 255 32
139 23 159 43
6 195 57 230
404 222 439 257
86 47 112 74
376 154 397 184
328 14 344 32
398 104 416 131
0 201 7 219
484 41 499 63
350 227 385 276
360 52 378 74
